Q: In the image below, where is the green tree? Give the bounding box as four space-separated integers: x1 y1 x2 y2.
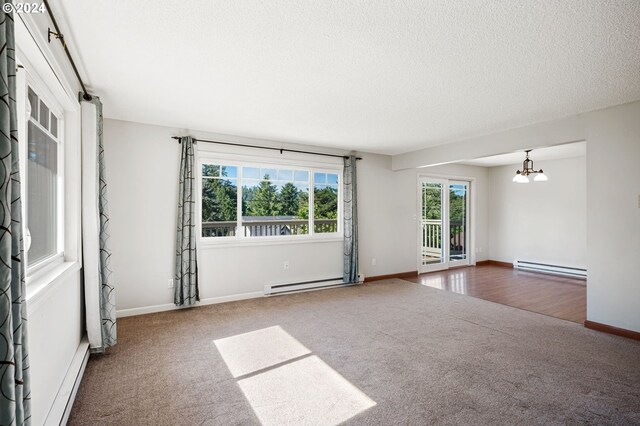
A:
216 182 237 220
202 179 220 221
297 191 309 219
202 164 219 177
422 184 442 220
277 182 300 216
248 174 278 216
449 188 466 250
241 185 255 217
202 167 237 223
202 179 236 221
314 186 338 219
449 189 465 222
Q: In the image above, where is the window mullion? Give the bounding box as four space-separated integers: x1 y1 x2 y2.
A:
338 171 343 235
309 170 314 235
237 166 243 238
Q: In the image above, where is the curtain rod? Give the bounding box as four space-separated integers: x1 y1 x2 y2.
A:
42 0 92 101
172 136 362 160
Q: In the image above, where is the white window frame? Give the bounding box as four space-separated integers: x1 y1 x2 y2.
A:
17 66 66 277
197 151 344 247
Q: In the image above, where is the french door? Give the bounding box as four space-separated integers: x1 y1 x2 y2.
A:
418 177 471 273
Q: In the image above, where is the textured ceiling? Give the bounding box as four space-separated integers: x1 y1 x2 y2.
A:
458 141 586 167
57 1 640 155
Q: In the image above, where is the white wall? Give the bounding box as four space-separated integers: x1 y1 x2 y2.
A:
104 123 492 315
584 102 640 332
330 156 491 278
387 100 640 332
103 121 493 314
392 113 585 170
27 270 83 425
106 99 640 332
105 119 347 314
489 156 587 268
355 153 411 277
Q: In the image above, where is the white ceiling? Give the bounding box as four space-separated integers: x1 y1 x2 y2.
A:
458 141 586 167
57 1 640 155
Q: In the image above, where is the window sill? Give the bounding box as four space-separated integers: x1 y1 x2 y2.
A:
26 261 81 312
199 234 344 249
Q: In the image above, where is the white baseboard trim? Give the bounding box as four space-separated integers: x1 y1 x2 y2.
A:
44 336 89 426
116 290 265 318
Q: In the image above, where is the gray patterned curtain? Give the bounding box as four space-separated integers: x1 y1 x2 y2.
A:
0 6 31 425
81 95 116 352
343 154 359 283
175 137 199 305
93 97 116 347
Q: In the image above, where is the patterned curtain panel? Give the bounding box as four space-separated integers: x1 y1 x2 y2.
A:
343 154 359 283
81 96 116 351
175 137 199 305
0 7 31 425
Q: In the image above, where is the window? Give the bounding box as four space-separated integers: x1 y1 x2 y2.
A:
313 172 339 233
200 159 341 240
24 85 64 269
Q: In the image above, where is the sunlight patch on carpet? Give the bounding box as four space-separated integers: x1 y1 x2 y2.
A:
214 326 376 425
214 325 311 378
237 355 376 426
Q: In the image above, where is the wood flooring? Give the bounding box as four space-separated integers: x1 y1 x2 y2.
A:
403 264 586 323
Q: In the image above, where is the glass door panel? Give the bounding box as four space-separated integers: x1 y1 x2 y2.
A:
419 178 446 273
448 182 469 266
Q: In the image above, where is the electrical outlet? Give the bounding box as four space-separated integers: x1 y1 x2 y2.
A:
283 261 289 270
371 258 377 266
168 279 174 289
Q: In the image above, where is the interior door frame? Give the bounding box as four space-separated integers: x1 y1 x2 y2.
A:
416 173 476 274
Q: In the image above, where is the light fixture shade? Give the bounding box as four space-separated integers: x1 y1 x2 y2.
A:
534 172 548 182
514 174 529 183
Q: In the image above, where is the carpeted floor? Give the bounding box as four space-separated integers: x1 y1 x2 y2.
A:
68 279 640 425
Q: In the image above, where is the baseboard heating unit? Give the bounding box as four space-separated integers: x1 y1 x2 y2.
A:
513 260 587 280
265 275 364 296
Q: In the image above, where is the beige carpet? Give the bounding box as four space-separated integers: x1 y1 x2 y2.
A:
68 279 640 425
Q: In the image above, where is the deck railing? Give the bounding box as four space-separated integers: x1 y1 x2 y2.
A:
202 218 338 237
421 219 465 258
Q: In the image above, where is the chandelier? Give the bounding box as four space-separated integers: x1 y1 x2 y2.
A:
512 150 548 183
